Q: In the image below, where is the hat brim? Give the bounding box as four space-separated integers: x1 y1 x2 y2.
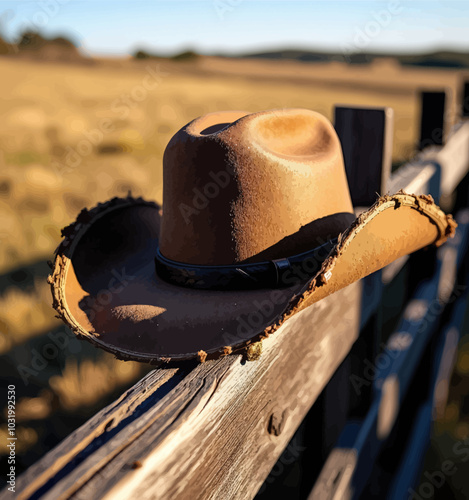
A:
49 193 455 363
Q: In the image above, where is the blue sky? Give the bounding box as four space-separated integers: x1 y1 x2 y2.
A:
1 1 468 56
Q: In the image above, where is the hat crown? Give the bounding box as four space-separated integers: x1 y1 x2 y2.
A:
160 108 354 265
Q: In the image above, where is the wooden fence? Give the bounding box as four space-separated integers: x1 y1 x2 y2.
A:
6 81 469 500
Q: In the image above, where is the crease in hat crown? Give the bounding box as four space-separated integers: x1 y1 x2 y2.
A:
48 106 457 363
160 108 354 267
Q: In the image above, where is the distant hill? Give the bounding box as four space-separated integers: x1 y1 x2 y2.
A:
0 34 14 55
0 31 87 63
132 47 469 69
133 48 199 61
2 33 467 70
237 49 469 69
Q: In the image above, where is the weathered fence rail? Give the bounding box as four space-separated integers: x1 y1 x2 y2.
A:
310 209 469 500
6 83 469 500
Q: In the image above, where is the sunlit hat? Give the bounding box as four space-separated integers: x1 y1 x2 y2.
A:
49 109 456 363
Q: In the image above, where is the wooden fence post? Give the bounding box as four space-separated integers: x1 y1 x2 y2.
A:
334 106 393 206
418 91 446 150
462 81 469 118
334 106 393 417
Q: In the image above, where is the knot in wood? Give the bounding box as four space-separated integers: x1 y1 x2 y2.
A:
268 408 288 436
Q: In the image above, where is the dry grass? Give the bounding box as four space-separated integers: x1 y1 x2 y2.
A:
0 279 56 354
0 53 465 361
0 56 464 275
0 55 466 473
49 355 144 411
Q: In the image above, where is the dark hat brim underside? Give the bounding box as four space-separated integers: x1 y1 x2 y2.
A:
49 194 455 363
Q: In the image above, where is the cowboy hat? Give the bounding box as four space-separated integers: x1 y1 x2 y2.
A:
49 109 456 363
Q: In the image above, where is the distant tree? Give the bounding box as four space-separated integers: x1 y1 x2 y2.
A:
0 35 12 55
18 31 47 50
171 50 198 61
134 50 152 59
51 36 76 48
17 31 77 51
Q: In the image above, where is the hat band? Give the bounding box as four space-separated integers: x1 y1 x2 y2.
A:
155 238 337 291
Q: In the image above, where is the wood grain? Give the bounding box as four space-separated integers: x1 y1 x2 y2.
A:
12 133 468 500
14 367 182 500
15 282 361 500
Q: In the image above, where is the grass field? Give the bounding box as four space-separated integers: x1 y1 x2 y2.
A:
0 54 467 482
0 55 464 272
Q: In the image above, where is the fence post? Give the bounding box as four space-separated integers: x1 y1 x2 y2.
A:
418 91 447 150
334 106 393 419
462 81 469 118
334 106 394 206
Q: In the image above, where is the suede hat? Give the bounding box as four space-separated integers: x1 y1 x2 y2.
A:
49 109 456 363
